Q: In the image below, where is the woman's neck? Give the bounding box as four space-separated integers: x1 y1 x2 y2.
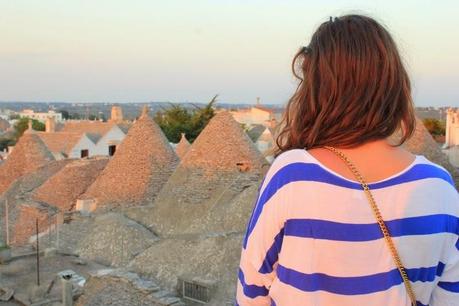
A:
308 140 416 183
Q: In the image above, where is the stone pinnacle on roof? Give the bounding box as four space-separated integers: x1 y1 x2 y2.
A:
141 105 149 118
175 133 190 159
81 107 179 209
180 111 267 172
24 119 34 134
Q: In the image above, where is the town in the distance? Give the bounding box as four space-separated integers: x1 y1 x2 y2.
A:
0 99 457 305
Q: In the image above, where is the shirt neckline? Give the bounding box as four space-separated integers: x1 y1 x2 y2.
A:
302 149 421 185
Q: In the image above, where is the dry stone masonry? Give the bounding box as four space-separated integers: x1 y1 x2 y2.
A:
81 107 179 210
33 158 108 212
77 213 159 267
131 111 268 237
175 133 190 160
0 128 55 194
0 159 71 246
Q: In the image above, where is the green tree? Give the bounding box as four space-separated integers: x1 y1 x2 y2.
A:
155 104 192 143
14 117 46 138
187 95 217 142
153 95 217 143
0 136 16 151
59 110 70 120
422 118 445 136
69 113 81 120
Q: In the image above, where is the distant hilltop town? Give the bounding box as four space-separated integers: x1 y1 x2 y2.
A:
0 99 283 162
0 101 452 163
0 100 457 305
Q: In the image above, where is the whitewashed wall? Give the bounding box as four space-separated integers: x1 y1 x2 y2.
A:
93 126 126 156
68 134 98 158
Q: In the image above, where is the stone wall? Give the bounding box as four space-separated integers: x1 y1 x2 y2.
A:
129 233 244 305
0 159 71 246
13 203 57 245
76 269 183 306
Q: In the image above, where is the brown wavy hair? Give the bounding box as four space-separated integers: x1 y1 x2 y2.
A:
275 14 416 155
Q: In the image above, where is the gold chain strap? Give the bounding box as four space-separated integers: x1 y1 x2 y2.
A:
322 146 417 306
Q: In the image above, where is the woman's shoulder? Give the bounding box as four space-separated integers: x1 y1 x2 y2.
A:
268 149 315 174
414 154 456 185
270 149 457 191
263 148 322 184
272 148 317 166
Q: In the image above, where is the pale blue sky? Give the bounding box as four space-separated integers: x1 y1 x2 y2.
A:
0 0 457 106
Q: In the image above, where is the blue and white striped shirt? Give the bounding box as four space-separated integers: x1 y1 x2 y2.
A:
237 149 459 306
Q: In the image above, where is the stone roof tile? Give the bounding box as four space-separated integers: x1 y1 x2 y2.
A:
33 158 108 211
180 111 267 172
0 132 55 194
36 132 87 156
81 109 179 209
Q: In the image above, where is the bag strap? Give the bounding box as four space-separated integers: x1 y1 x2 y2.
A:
322 146 417 306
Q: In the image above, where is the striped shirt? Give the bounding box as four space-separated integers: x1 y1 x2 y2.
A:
237 149 459 306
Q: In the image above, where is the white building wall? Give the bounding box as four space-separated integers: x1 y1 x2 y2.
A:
19 110 63 122
453 126 459 146
68 134 98 158
93 126 126 156
231 107 273 126
250 107 272 123
230 111 253 125
256 140 271 153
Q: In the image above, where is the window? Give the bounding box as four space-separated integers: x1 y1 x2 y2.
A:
108 145 116 156
80 149 89 158
181 279 211 304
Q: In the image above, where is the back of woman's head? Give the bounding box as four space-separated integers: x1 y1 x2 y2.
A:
276 14 416 154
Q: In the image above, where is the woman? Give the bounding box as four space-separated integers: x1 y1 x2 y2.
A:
237 15 459 306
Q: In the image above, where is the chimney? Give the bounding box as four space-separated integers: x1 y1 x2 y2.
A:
45 117 55 133
110 106 123 122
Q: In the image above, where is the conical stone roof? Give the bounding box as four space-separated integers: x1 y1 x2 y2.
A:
0 131 55 194
136 111 268 236
403 118 449 161
33 158 109 212
175 133 190 159
181 111 267 172
82 109 179 209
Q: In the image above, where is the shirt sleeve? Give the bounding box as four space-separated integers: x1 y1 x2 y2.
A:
236 161 289 305
430 236 459 306
430 183 459 306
